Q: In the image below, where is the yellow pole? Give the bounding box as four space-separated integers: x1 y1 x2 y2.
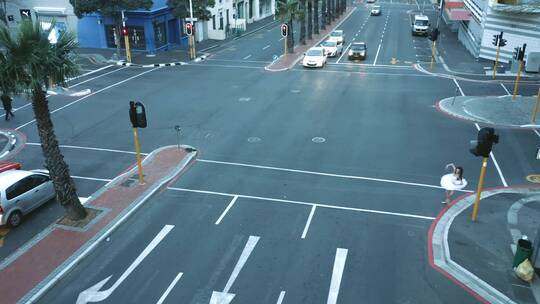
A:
492 45 500 80
284 35 287 57
532 87 540 123
471 157 489 222
512 60 523 100
191 35 197 59
430 41 436 70
132 128 144 184
124 34 132 63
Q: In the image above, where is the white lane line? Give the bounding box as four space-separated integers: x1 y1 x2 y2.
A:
279 37 284 41
500 83 510 95
215 195 239 225
534 129 540 138
71 175 112 183
373 43 382 66
336 42 352 64
474 123 508 187
276 291 286 304
67 65 114 82
327 248 348 304
301 205 317 239
156 272 183 304
263 44 271 50
25 142 143 155
197 158 466 192
415 0 420 10
453 78 465 96
243 54 252 60
224 235 260 293
169 187 437 220
69 67 129 88
16 67 160 130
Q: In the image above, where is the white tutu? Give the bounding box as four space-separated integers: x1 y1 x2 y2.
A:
440 173 467 191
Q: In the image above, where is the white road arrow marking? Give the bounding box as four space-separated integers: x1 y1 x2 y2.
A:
209 235 260 304
76 225 174 304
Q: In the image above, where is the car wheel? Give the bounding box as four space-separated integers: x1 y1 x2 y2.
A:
8 211 22 228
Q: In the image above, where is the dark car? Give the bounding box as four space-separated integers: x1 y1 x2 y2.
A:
348 42 367 60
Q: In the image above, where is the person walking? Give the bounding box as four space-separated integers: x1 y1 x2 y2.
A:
1 94 14 121
440 163 467 204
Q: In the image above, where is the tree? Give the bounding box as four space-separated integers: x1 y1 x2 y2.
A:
0 21 86 221
313 0 319 35
0 0 7 25
307 0 312 40
168 0 215 21
321 0 326 30
69 0 153 58
328 0 334 22
299 0 306 45
276 0 303 53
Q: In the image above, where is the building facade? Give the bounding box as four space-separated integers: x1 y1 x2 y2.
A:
445 0 540 63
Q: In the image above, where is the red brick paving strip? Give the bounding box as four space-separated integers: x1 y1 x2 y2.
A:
265 7 356 71
0 145 197 304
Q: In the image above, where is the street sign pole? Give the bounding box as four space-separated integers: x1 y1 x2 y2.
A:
512 60 523 100
189 0 196 59
493 43 500 80
532 87 540 123
471 157 489 222
132 127 144 184
121 10 132 63
430 40 436 70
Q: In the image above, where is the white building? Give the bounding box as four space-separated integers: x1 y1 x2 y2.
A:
203 0 275 40
2 0 78 39
447 0 540 63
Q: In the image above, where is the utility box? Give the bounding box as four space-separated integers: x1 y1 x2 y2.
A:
525 52 540 73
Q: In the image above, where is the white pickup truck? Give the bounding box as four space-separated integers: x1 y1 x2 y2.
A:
411 14 430 36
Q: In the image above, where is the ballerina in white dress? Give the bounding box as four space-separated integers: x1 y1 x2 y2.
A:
440 163 467 204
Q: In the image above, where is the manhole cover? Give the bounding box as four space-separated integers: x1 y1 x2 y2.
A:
527 175 540 183
291 89 301 93
312 137 326 143
247 137 261 143
239 97 252 102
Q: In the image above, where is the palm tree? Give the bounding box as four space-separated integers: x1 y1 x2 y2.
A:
307 0 313 40
314 0 319 35
0 21 87 221
321 0 326 30
276 0 304 53
328 0 334 22
299 0 307 45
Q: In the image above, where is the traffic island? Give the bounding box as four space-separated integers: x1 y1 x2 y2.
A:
0 128 26 160
265 7 357 72
437 95 540 128
429 187 540 304
0 145 197 304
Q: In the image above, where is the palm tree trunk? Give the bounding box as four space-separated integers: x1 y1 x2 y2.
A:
300 0 307 45
336 0 341 16
307 0 313 40
32 88 86 221
287 20 294 53
329 0 335 21
321 0 326 30
314 0 319 34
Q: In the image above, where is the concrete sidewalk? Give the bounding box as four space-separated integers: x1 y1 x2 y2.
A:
0 145 197 303
429 187 540 304
438 95 540 129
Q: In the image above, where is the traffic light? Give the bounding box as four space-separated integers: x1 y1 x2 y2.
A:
470 127 499 158
513 47 520 60
499 38 507 47
129 101 147 128
121 27 129 36
519 43 527 61
492 34 499 47
186 23 193 36
281 24 288 37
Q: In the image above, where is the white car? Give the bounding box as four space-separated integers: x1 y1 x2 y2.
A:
370 5 381 15
0 169 55 227
320 40 343 57
328 30 345 45
303 47 327 68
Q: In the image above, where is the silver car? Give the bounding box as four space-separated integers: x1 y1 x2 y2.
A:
0 169 55 227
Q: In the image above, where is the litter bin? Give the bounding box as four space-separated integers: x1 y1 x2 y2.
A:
513 238 533 268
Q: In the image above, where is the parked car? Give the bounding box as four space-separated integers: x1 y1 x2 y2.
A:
366 0 376 3
303 47 327 68
371 5 381 15
328 30 345 45
0 169 55 227
320 40 343 57
348 42 367 60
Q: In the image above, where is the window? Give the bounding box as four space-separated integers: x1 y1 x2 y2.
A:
6 177 34 200
212 15 216 30
219 12 224 30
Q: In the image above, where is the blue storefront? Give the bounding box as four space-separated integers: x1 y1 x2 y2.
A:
77 0 186 53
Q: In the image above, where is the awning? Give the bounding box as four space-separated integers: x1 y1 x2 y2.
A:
445 8 472 20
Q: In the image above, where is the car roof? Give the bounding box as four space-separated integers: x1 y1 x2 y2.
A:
352 42 366 45
0 170 35 190
332 30 343 34
415 15 429 20
310 47 324 51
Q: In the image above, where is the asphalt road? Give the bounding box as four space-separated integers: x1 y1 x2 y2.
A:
2 0 540 303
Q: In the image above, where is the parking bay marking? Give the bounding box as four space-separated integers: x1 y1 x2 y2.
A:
301 205 317 239
215 195 239 225
327 248 348 304
76 225 174 304
156 272 183 304
210 235 260 304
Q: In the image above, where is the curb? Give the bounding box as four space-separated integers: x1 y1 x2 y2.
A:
0 129 26 161
116 61 188 68
11 145 197 303
428 186 540 304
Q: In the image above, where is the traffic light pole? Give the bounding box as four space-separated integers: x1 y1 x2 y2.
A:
284 35 287 57
471 157 489 222
189 0 196 60
492 44 500 80
532 87 540 123
512 60 523 100
132 127 145 184
121 10 132 63
430 41 436 70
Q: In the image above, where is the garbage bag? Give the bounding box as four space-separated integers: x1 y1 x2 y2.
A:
515 258 535 282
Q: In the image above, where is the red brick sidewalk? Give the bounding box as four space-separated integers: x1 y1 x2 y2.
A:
265 7 357 72
0 145 197 303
